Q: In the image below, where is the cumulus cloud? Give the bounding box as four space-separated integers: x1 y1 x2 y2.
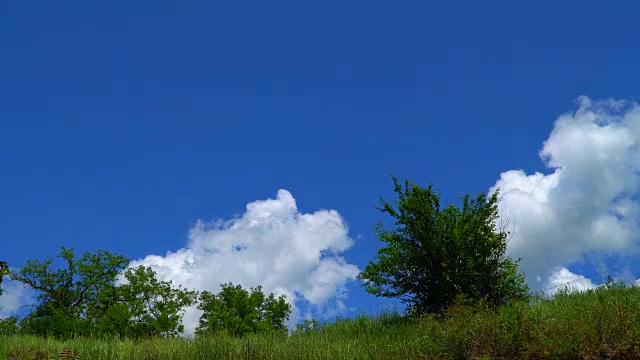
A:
0 278 32 318
489 96 640 291
541 267 598 296
127 189 360 337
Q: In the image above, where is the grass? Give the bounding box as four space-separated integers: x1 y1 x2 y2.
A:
2 284 640 359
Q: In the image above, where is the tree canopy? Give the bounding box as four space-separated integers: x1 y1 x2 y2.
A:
11 246 130 337
357 176 530 316
107 265 198 338
10 246 197 339
196 282 291 338
3 247 292 340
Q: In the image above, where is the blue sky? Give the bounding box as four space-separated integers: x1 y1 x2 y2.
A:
2 0 640 335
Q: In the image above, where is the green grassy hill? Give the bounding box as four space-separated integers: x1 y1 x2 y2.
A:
2 283 640 359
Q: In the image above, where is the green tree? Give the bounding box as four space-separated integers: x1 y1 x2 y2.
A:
93 265 198 338
0 262 16 334
293 318 325 334
11 247 199 339
0 261 10 296
196 282 291 337
10 246 130 338
357 176 530 316
0 316 18 335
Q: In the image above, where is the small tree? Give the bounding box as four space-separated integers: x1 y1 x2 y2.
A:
0 261 10 296
196 282 291 337
293 318 325 334
0 316 18 335
358 176 529 316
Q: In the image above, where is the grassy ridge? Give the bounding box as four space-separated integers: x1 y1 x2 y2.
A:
2 284 640 359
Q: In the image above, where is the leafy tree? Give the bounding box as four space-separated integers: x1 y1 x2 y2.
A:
11 247 199 339
357 176 530 316
0 316 18 335
293 318 326 334
11 246 129 337
196 282 291 337
0 261 10 296
92 265 198 338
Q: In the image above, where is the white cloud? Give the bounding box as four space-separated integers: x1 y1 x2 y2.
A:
541 267 598 297
127 189 360 337
490 97 640 290
0 278 32 318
